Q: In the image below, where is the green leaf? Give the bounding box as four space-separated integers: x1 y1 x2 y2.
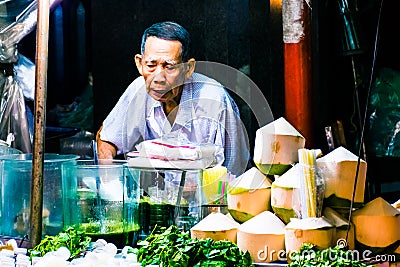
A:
136 225 253 267
28 226 91 259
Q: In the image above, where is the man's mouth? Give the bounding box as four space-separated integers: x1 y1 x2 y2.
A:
150 89 172 100
151 87 171 95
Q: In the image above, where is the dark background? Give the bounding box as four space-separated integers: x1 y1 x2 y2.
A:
20 0 282 158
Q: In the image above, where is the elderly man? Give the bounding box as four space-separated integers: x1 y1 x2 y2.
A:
96 21 249 176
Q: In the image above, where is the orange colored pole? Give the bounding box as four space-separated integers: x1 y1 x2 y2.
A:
282 0 313 146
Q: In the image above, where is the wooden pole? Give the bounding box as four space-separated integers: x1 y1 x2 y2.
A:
282 0 313 146
30 0 50 247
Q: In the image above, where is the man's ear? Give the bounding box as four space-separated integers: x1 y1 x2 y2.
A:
185 58 196 78
134 54 143 75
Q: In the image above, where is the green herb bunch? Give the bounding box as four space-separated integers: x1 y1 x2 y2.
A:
29 226 92 259
289 243 375 267
137 225 253 267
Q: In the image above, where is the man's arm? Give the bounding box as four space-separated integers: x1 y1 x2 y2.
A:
96 125 117 159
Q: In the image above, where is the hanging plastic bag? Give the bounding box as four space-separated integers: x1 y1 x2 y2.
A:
0 0 68 154
14 54 35 101
0 73 32 153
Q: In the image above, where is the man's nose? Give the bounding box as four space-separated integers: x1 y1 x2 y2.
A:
152 65 167 82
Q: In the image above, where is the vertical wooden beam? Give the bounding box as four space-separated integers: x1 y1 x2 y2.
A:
282 0 313 146
30 0 50 247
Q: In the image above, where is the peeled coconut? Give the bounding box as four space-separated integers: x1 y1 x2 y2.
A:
316 146 367 209
351 197 400 253
323 207 355 250
237 211 286 263
285 217 335 258
253 117 305 175
190 212 240 243
271 164 302 224
227 167 272 223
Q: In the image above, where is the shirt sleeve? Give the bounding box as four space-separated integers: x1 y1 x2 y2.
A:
100 77 144 154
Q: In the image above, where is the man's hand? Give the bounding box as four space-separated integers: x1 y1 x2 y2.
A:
96 125 117 159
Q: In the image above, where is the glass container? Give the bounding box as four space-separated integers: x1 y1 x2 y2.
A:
0 153 78 238
64 160 140 248
126 167 203 239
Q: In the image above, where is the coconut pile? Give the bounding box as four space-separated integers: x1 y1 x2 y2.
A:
190 117 400 264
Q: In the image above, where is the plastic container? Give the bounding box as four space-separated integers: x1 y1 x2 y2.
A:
126 167 203 239
0 153 79 238
64 160 140 248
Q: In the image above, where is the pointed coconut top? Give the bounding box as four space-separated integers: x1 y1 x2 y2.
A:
285 217 334 230
352 197 400 217
272 164 301 189
191 212 240 231
317 146 366 163
228 167 272 193
239 211 285 234
323 207 351 228
257 117 304 137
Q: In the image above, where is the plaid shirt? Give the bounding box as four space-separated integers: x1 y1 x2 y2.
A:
100 73 249 175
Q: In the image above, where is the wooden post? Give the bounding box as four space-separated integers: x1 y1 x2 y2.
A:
30 0 50 247
282 0 313 146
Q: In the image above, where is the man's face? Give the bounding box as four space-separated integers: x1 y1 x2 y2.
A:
135 37 186 102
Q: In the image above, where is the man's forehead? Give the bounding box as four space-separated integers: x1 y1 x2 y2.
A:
142 37 182 61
